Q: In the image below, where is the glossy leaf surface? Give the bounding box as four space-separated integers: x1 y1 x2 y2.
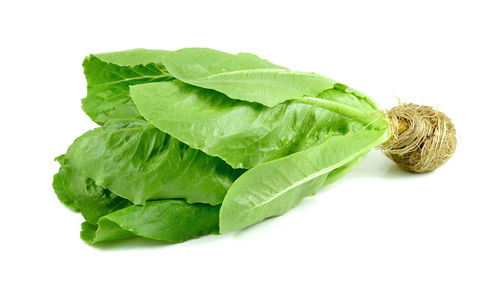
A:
52 160 79 212
68 119 241 205
53 47 394 244
81 200 220 244
131 81 379 169
54 154 131 224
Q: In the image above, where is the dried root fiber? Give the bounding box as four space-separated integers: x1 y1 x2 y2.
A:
380 103 456 173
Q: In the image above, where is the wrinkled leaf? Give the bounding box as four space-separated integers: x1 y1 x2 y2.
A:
52 158 79 212
69 119 241 205
82 49 174 124
131 81 378 169
82 200 220 244
162 48 335 106
55 47 395 243
54 154 131 224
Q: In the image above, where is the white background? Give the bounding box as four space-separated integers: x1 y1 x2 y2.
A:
1 0 499 286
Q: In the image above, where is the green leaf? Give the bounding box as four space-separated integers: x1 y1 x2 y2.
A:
317 83 379 112
80 221 134 244
82 49 174 124
55 47 396 244
52 156 80 212
82 200 220 244
56 151 221 244
162 48 335 106
219 128 391 233
55 155 131 224
131 81 379 169
322 153 367 186
91 49 171 66
68 119 241 205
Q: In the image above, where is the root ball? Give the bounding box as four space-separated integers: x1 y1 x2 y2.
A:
380 103 456 173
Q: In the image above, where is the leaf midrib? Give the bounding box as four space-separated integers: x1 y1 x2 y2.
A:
198 68 332 83
90 74 173 87
222 130 389 217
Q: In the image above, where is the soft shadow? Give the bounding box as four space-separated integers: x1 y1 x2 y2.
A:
341 150 420 181
226 152 433 240
92 232 225 251
92 237 172 251
384 164 417 179
354 151 392 178
232 214 281 238
91 152 423 249
232 196 318 239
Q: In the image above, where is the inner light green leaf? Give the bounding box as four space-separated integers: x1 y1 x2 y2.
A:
162 48 336 107
131 81 380 169
219 128 391 233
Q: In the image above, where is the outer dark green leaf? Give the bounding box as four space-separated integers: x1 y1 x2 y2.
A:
69 119 241 205
81 221 134 243
53 157 79 212
219 129 390 233
131 81 379 169
162 48 335 106
54 155 131 224
82 49 174 124
82 200 220 244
